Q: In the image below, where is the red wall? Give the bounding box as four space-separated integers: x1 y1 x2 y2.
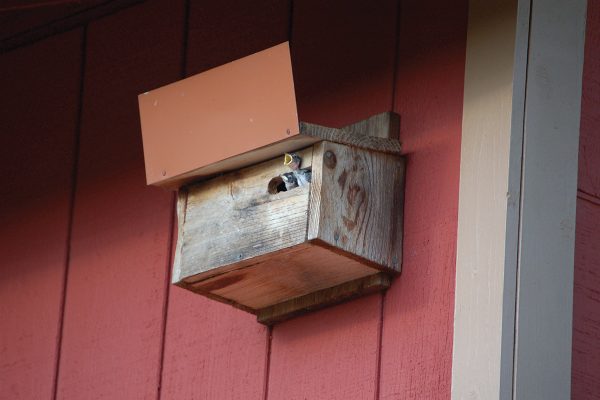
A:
0 1 468 399
572 1 600 398
0 30 82 400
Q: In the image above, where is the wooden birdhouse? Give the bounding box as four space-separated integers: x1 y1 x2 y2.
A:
138 42 404 324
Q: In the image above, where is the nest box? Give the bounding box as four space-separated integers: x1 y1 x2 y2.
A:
138 42 404 324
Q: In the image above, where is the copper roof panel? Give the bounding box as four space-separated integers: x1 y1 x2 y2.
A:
138 42 300 187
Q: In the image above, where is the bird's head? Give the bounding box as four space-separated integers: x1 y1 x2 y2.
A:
284 153 302 170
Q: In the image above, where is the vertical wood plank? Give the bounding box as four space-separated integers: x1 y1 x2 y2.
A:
267 1 398 398
379 0 468 398
0 30 82 400
159 1 289 399
160 290 269 399
451 1 524 398
268 297 382 399
55 1 184 398
291 0 397 129
572 3 600 397
185 0 290 76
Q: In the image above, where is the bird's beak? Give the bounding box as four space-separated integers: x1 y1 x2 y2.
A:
283 153 293 166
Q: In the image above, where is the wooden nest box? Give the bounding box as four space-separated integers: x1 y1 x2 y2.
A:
138 42 404 324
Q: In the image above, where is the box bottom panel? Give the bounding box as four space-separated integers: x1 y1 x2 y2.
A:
187 242 381 310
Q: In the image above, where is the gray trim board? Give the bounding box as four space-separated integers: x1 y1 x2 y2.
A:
452 0 587 399
513 0 586 398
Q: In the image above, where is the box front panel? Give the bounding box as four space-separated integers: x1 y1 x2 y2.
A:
175 147 313 282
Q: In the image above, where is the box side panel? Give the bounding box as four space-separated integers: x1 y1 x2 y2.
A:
138 42 300 186
309 141 404 271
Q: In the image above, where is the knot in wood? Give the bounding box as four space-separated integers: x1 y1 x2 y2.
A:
324 151 337 169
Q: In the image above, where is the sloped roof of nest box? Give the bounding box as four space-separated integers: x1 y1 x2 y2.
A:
138 42 318 189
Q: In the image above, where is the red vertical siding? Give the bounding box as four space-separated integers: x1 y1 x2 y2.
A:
158 2 289 399
572 1 600 398
0 1 470 399
184 0 290 75
0 30 82 399
268 298 383 399
290 0 397 128
267 1 398 399
578 1 600 201
55 1 184 398
380 0 467 398
573 199 600 399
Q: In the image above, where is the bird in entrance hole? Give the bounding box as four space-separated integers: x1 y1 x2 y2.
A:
281 169 311 191
281 153 312 191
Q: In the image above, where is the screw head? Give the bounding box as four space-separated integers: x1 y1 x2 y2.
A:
162 170 167 176
286 129 291 135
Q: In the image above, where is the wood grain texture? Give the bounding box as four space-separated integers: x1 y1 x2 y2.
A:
171 188 188 284
0 30 82 400
189 243 378 310
55 2 183 398
174 140 399 315
175 147 313 282
267 0 399 398
309 141 404 271
341 111 400 140
258 272 391 325
300 121 402 154
159 1 290 398
380 0 468 398
578 0 600 199
572 3 600 398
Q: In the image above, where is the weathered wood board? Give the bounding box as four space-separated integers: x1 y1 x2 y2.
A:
308 141 404 270
257 272 391 324
173 147 314 283
172 119 404 323
186 243 378 309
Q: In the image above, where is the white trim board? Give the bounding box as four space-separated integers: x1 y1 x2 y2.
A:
451 0 587 399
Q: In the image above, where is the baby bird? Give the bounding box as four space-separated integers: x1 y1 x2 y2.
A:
284 152 302 170
280 171 299 191
280 169 312 190
280 153 311 191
